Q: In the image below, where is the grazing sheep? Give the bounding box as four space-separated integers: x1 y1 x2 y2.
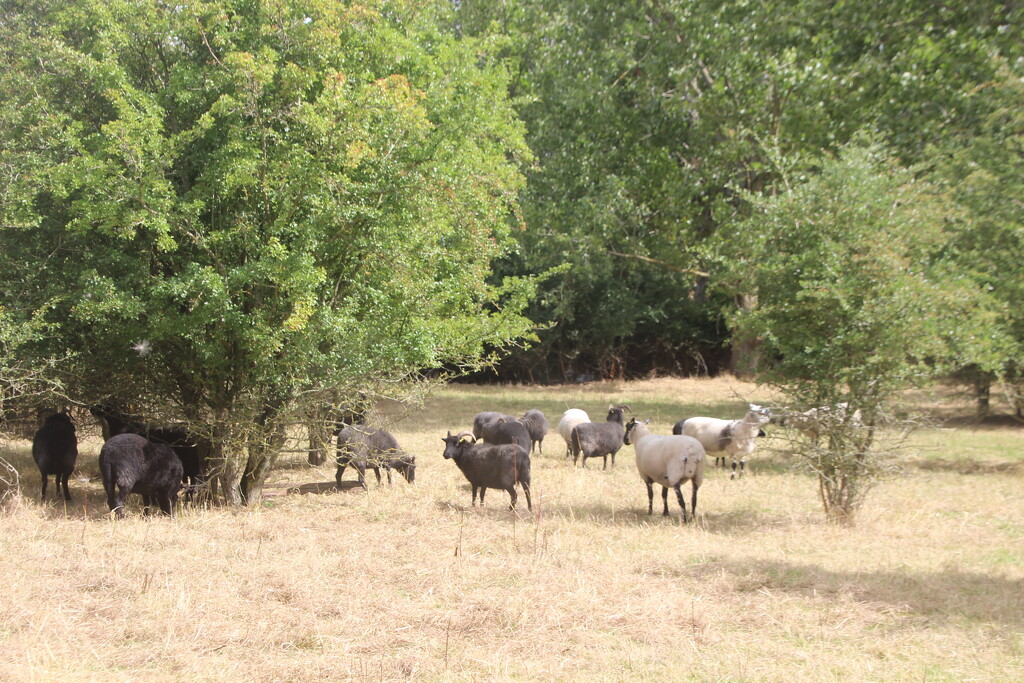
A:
472 411 513 442
141 425 207 500
672 403 770 478
624 417 705 522
32 412 79 501
487 417 532 449
336 425 416 489
557 408 591 459
99 433 184 518
570 405 629 469
520 409 550 455
779 403 863 441
441 431 532 511
89 403 207 498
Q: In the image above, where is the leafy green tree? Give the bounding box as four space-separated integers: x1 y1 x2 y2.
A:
729 139 1001 524
0 0 535 503
455 0 1022 380
931 61 1024 416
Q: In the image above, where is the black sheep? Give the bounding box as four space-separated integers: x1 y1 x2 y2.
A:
441 431 531 511
89 404 207 499
32 412 79 501
487 418 532 450
472 411 513 441
99 433 184 518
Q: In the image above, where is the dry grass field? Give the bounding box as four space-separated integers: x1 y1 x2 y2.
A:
1 377 1021 681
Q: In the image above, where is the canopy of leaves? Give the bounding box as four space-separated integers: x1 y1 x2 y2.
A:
455 0 1023 381
0 0 536 422
729 140 1002 413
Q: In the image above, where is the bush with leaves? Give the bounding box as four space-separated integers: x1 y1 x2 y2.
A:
0 0 536 503
728 139 1003 524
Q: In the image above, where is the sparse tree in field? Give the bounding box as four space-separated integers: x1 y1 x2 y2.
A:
0 0 536 504
728 140 1002 524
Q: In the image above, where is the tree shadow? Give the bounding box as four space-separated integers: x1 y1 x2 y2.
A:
262 480 362 497
685 557 1024 626
909 457 1024 475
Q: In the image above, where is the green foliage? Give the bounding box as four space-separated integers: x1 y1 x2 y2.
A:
0 0 535 502
930 61 1024 411
453 0 1023 380
730 139 1001 523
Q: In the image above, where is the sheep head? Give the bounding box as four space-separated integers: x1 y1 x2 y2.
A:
623 417 651 445
442 431 475 460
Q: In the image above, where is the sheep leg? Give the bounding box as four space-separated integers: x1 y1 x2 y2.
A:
142 494 154 516
602 454 608 470
521 482 532 511
673 483 688 522
335 460 348 490
479 486 487 507
60 472 72 501
645 479 655 515
111 486 131 518
690 482 699 521
156 489 174 518
730 457 745 480
661 486 670 516
507 486 518 510
40 473 48 501
355 462 367 490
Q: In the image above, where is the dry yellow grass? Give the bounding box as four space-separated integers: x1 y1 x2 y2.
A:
1 377 1021 681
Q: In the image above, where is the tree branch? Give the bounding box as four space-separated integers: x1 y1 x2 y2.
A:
607 249 709 277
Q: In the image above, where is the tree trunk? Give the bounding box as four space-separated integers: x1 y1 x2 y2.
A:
975 372 993 418
306 407 334 466
240 422 286 505
211 415 246 506
729 293 760 379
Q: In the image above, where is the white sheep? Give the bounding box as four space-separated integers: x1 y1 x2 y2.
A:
557 408 591 459
624 418 705 522
781 402 863 441
672 403 770 479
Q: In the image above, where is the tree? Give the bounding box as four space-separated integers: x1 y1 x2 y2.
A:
931 61 1024 417
454 0 1022 381
0 0 536 503
728 139 1001 524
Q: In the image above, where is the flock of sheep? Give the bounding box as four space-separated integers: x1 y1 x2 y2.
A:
438 403 772 521
29 399 857 521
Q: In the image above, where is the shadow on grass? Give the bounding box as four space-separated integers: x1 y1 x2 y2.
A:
910 457 1024 475
263 480 363 497
689 557 1024 627
433 497 536 524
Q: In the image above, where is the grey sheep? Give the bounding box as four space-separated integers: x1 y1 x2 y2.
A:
472 411 513 441
441 431 532 510
520 409 550 454
32 412 79 501
99 433 184 518
570 405 629 469
336 425 416 489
